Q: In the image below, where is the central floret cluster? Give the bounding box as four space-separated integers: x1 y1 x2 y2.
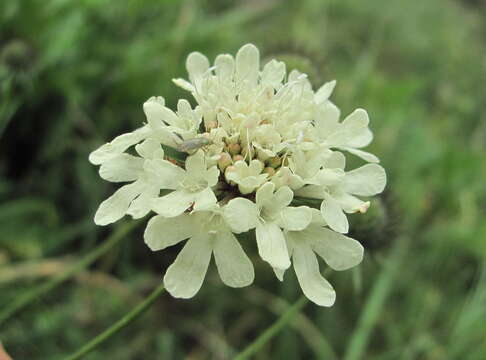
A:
89 44 386 306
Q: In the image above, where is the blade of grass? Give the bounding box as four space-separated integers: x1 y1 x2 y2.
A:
233 295 308 360
0 220 140 326
63 282 165 360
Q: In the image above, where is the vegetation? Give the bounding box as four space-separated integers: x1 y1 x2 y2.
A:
1 0 485 358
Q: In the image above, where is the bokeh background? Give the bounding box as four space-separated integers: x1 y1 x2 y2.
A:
1 0 486 359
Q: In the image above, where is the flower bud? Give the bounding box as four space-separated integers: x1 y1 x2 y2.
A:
228 143 241 155
263 167 276 176
267 156 282 168
218 152 232 171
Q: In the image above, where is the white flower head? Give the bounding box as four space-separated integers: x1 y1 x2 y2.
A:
90 43 386 306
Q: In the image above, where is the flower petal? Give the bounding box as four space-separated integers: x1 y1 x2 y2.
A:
294 185 325 199
261 59 286 88
94 181 143 226
292 241 336 307
186 52 210 84
235 43 259 86
311 228 364 271
343 164 386 196
151 190 196 217
278 206 313 231
320 194 349 233
163 235 212 298
126 184 159 219
215 54 235 80
192 187 217 212
213 231 254 287
273 267 286 281
314 80 336 104
143 158 185 190
270 186 293 210
255 222 291 270
340 147 379 163
185 150 206 175
144 213 196 251
135 138 164 159
255 182 275 207
99 154 144 182
223 197 258 233
88 126 150 165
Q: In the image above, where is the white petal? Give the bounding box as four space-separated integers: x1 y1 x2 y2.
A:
248 159 264 174
311 228 364 271
347 128 373 148
172 78 195 92
294 185 325 199
343 108 369 128
186 52 210 84
340 147 380 163
144 214 197 251
255 182 275 207
324 151 346 170
126 185 159 219
314 102 340 139
325 109 369 148
315 80 336 104
135 138 164 159
192 187 217 212
236 43 259 85
213 231 254 287
272 186 293 209
273 267 286 281
292 242 336 307
215 54 235 80
94 181 143 226
320 194 349 233
332 190 369 213
223 197 258 233
343 164 386 196
205 166 220 187
88 126 150 165
163 235 212 299
309 168 345 186
99 154 144 182
261 59 286 88
143 159 185 190
151 190 196 217
256 222 291 270
278 206 313 231
143 97 182 129
185 150 205 174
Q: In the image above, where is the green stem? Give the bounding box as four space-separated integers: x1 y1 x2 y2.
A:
64 282 165 360
234 295 308 360
0 221 139 326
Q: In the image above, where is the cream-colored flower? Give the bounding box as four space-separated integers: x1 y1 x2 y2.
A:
296 163 386 233
150 150 219 217
90 43 386 306
225 159 268 194
282 209 364 306
91 138 165 225
144 201 255 298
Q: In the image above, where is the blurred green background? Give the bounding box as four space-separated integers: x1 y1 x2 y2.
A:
1 0 486 359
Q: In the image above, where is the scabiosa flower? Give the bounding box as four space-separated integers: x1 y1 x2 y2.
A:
89 44 386 306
